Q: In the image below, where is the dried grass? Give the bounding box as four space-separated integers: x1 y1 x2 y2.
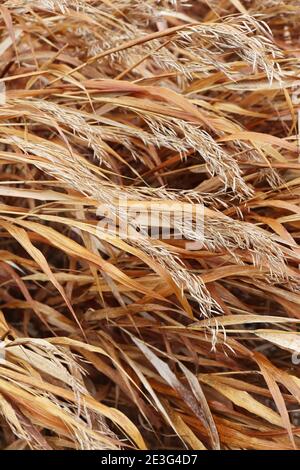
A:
0 0 300 450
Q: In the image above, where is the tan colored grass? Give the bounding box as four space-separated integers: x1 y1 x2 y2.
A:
0 0 300 450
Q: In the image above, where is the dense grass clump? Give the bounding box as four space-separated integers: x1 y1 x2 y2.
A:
0 0 300 450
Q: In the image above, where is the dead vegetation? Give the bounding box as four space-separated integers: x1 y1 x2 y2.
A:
0 0 300 450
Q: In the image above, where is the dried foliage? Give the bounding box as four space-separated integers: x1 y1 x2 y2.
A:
0 0 299 450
